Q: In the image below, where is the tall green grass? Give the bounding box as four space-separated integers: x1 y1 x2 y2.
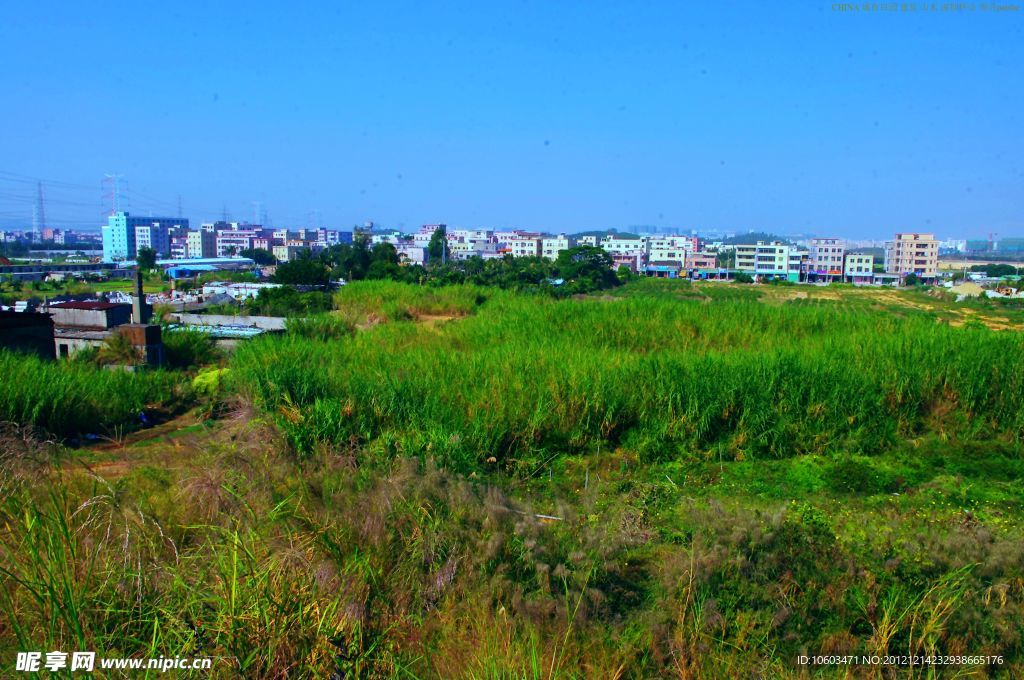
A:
0 350 185 438
233 286 1024 470
333 279 491 322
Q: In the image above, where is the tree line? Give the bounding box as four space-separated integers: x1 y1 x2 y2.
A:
269 230 625 296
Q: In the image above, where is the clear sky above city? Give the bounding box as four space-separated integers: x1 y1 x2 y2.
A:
0 1 1020 239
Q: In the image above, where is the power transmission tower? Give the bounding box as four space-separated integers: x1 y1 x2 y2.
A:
102 174 128 216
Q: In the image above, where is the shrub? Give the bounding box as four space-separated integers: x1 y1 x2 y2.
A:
163 328 222 370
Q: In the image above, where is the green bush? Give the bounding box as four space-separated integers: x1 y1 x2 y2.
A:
163 328 222 370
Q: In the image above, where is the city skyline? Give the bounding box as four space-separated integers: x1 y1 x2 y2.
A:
1 2 1021 238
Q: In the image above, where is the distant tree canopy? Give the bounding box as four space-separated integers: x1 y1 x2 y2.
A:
319 236 408 282
271 253 332 286
267 240 622 296
554 245 618 289
136 247 158 271
240 247 277 265
721 232 791 245
416 246 622 296
969 263 1022 277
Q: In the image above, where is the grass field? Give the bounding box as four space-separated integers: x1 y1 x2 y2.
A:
2 279 1022 678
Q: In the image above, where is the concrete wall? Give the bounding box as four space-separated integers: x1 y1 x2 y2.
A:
50 306 132 330
168 313 287 331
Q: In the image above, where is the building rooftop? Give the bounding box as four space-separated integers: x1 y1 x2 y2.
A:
165 323 269 339
49 301 128 311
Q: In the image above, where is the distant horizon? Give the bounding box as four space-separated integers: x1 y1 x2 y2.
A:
4 208 1018 245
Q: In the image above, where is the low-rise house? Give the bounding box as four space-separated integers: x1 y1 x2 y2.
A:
49 300 132 358
611 252 646 272
687 252 717 270
201 282 282 301
644 261 683 278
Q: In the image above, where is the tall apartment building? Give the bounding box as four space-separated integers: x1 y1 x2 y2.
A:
807 238 845 280
186 230 216 259
102 212 188 262
134 222 185 258
884 233 939 279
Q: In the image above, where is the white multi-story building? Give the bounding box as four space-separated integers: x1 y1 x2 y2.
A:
449 228 491 243
494 230 529 244
508 237 541 258
736 241 803 281
844 253 874 283
648 237 689 265
602 236 649 256
370 231 403 245
807 238 845 279
216 230 260 257
395 244 427 265
540 234 575 260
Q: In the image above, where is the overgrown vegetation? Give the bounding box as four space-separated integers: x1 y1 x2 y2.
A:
0 350 185 438
233 284 1024 470
2 280 1023 677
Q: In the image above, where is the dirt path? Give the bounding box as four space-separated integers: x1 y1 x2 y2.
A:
74 412 208 480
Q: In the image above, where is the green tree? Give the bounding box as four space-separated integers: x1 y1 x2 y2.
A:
554 245 618 291
427 226 449 265
240 248 277 265
322 236 372 281
717 249 736 269
271 253 331 286
136 247 158 272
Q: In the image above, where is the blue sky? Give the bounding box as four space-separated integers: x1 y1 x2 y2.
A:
0 1 1020 238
